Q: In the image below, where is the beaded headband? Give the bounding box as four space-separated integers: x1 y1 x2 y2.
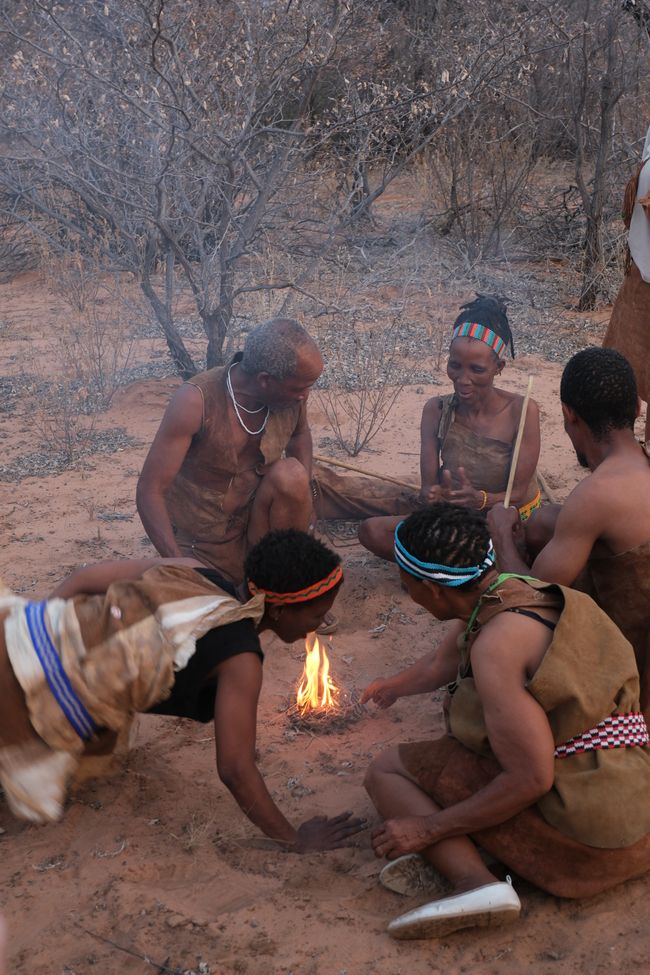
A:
394 524 496 588
451 322 506 358
248 564 344 606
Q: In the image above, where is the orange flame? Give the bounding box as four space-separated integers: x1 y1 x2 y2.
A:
296 633 339 714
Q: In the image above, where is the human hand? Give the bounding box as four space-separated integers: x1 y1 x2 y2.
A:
360 677 399 709
371 815 435 859
420 483 444 505
440 468 480 508
487 504 520 540
294 812 367 852
487 504 530 566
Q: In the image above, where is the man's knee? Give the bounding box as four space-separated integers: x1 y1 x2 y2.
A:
359 516 397 559
265 458 310 499
358 518 374 550
358 516 385 553
364 746 402 797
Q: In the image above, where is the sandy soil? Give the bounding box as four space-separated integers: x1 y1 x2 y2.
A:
1 272 649 975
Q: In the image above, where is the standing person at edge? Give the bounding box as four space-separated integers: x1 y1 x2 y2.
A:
359 295 541 562
603 125 650 441
0 529 365 851
136 318 322 585
488 347 650 716
362 505 650 941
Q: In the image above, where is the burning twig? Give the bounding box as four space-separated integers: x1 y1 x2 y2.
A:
296 634 339 714
286 693 366 734
287 634 366 734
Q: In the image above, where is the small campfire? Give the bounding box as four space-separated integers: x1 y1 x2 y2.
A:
286 633 365 734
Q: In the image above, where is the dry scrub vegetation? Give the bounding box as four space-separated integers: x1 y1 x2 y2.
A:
0 0 648 466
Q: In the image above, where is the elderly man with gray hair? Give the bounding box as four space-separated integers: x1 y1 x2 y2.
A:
137 317 413 603
137 318 323 584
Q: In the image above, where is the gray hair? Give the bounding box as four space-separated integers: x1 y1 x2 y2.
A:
240 318 317 379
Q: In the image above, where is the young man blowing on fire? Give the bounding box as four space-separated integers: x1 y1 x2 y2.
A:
0 530 364 852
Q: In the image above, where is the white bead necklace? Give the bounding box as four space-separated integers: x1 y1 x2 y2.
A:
227 363 269 436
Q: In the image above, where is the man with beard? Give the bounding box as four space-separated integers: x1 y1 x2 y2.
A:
489 347 650 714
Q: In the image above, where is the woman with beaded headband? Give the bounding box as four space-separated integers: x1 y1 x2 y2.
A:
0 529 365 851
359 294 541 562
362 503 650 941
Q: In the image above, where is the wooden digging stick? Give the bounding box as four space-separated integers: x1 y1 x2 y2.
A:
313 454 415 491
503 375 534 509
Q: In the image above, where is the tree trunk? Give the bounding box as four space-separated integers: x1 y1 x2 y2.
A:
140 276 197 378
204 309 229 369
204 267 234 369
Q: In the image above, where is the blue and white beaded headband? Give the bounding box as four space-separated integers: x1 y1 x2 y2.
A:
451 322 507 358
394 523 496 588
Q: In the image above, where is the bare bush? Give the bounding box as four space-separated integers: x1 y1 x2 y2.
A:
315 314 405 456
0 214 39 281
0 0 568 372
1 0 647 342
21 373 92 466
43 252 136 411
418 120 537 264
0 1 360 374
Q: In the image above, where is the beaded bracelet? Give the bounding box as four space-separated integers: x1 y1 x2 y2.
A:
478 489 488 510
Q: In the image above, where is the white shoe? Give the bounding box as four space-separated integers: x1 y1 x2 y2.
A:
387 876 521 940
379 854 450 897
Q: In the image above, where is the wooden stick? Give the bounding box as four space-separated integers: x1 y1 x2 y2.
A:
503 375 534 509
313 454 415 490
536 469 557 505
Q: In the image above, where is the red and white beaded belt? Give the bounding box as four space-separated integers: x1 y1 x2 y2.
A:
555 712 649 758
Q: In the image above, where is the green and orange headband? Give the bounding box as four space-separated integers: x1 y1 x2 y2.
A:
452 321 506 358
248 564 344 606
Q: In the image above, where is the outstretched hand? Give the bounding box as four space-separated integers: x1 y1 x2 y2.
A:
371 815 434 859
440 467 480 509
294 812 367 852
360 677 399 709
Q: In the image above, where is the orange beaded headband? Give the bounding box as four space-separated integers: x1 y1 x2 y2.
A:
248 564 344 606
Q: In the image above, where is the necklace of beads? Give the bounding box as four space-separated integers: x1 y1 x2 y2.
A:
227 363 269 436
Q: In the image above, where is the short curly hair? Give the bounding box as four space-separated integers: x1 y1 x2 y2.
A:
244 529 341 594
240 318 317 380
396 503 492 590
560 348 638 439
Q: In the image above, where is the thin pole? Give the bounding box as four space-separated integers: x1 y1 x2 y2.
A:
313 454 415 490
503 375 534 509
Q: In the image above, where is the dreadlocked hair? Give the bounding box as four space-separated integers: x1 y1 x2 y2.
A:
452 293 515 358
560 348 638 440
397 503 493 590
244 529 341 595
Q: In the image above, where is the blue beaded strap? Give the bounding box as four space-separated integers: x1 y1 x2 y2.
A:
25 601 96 740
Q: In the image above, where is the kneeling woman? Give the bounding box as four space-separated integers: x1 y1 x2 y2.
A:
0 530 363 851
363 504 650 939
